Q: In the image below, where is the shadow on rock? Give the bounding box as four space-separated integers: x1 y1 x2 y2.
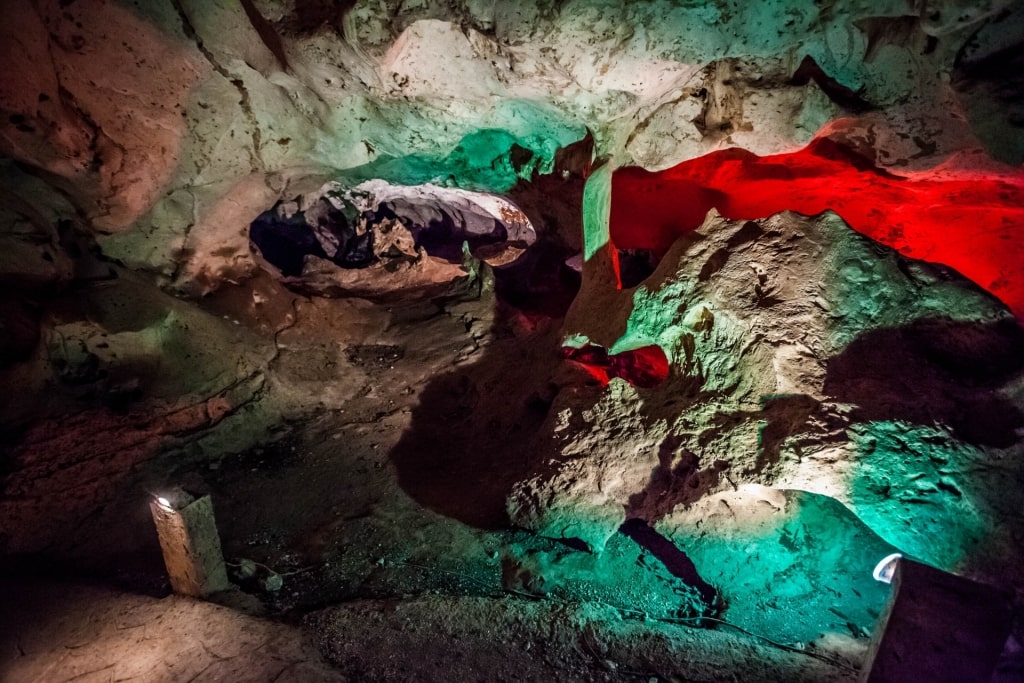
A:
824 317 1024 448
390 289 577 530
390 152 590 530
620 518 718 606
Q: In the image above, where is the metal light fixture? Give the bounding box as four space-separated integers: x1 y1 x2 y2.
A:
872 552 902 584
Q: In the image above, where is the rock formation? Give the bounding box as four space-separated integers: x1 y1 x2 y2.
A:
1 1 1022 680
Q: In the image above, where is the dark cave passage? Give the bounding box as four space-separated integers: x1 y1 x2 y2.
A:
249 183 538 279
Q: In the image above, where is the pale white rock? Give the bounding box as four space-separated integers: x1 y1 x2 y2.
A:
341 180 536 244
381 20 505 100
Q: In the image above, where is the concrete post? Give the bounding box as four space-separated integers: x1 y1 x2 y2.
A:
150 490 230 598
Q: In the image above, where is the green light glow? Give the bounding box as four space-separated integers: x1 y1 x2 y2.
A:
325 99 583 192
612 279 744 393
846 421 991 571
613 283 692 359
333 126 575 192
662 488 897 643
582 163 612 261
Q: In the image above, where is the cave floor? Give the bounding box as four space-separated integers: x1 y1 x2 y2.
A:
3 270 1018 681
0 577 338 682
0 575 860 683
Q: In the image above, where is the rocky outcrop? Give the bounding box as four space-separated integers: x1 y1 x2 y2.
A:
511 209 1023 591
4 0 1017 294
1 2 1022 676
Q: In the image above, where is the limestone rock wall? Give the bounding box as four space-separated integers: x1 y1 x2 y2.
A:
517 208 1024 579
508 208 1024 637
1 0 1022 648
3 0 1018 293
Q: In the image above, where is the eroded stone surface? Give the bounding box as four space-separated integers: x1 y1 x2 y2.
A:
518 210 1024 588
5 0 1014 294
1 1 1022 680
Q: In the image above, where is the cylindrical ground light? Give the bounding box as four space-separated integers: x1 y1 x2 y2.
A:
150 489 230 598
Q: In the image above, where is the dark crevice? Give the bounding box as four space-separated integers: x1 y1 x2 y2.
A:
616 248 660 289
954 40 1024 85
791 55 873 113
238 0 290 71
619 519 718 608
250 199 372 276
169 0 265 173
231 79 265 173
169 0 229 79
492 242 580 317
280 0 357 36
697 247 730 282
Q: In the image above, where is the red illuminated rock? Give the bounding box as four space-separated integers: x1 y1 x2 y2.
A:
561 342 669 389
611 134 1024 318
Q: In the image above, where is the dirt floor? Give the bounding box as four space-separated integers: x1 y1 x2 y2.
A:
1 256 1020 681
1 575 864 683
0 577 338 682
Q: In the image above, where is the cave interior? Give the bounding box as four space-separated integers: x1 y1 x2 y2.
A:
1 1 1024 681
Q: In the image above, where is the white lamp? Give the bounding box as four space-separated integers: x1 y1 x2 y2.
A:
872 552 903 584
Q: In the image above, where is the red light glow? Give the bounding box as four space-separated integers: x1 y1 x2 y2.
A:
610 135 1024 318
562 343 670 388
